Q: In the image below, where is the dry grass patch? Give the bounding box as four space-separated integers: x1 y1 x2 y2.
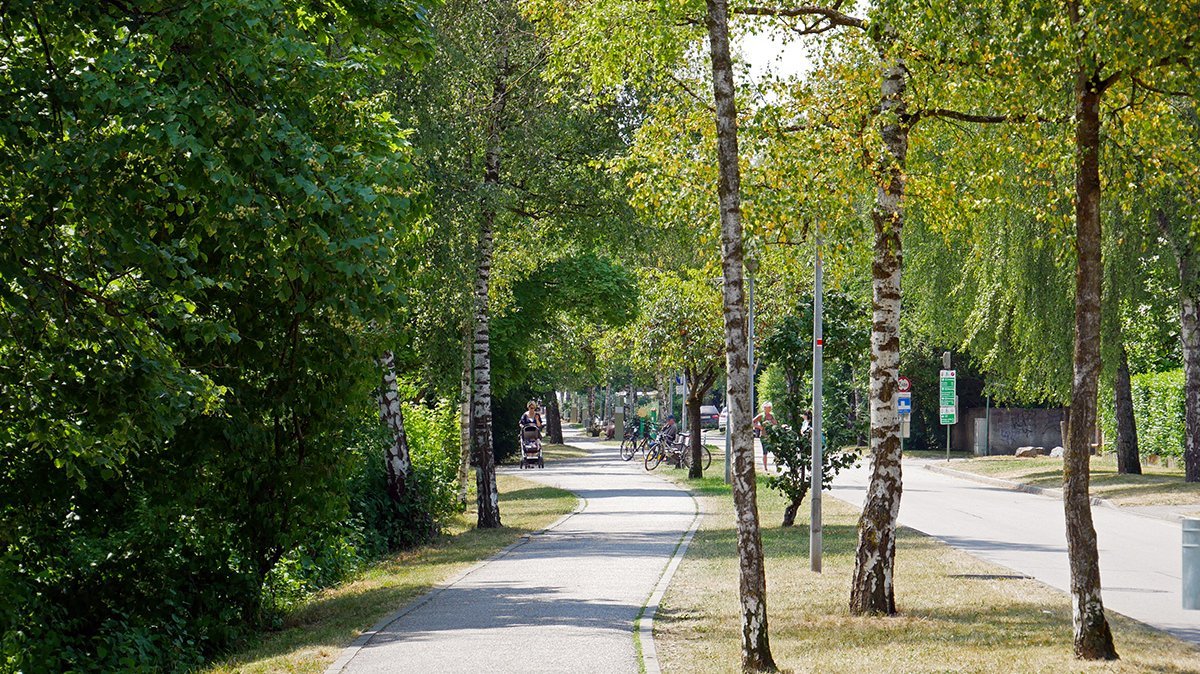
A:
203 474 577 674
944 454 1200 508
654 469 1200 674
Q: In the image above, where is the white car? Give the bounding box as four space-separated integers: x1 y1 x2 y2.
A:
718 406 728 431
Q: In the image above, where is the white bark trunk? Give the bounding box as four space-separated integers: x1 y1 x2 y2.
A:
378 351 412 504
850 49 906 618
705 0 776 668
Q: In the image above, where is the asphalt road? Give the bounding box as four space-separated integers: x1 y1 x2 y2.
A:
329 435 696 674
831 457 1200 645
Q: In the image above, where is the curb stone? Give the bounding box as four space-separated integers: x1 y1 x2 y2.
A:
922 462 1193 523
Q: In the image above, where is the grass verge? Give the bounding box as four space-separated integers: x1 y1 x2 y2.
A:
202 474 577 674
933 454 1200 508
652 465 1200 674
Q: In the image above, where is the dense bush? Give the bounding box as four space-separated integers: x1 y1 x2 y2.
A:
0 2 438 671
266 400 463 617
1101 369 1185 459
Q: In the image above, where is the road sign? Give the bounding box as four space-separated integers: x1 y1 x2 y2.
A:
897 376 912 393
939 370 957 425
897 392 912 415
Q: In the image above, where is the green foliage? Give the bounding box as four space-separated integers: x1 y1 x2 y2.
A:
759 292 869 450
0 1 438 670
1100 370 1186 460
761 423 860 519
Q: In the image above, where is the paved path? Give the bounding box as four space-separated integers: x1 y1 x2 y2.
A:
831 458 1200 645
330 434 697 674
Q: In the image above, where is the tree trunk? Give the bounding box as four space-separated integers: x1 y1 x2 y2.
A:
781 494 804 528
1062 65 1117 660
471 46 510 530
850 49 906 618
587 385 596 424
1159 208 1200 482
546 392 564 443
1182 283 1200 483
378 351 412 504
705 0 776 669
686 389 703 478
1113 339 1141 475
458 330 473 506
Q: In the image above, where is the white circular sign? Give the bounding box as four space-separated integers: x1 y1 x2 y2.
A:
897 376 912 393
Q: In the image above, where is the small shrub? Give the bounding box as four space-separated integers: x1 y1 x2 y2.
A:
762 423 859 527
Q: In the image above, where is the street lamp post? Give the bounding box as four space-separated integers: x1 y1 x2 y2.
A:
811 235 824 573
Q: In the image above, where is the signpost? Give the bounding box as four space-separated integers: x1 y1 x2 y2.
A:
897 376 912 454
940 369 957 461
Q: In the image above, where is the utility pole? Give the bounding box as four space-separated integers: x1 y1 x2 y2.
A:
811 236 824 573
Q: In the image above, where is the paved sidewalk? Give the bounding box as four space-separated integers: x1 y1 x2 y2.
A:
832 458 1200 645
330 434 697 674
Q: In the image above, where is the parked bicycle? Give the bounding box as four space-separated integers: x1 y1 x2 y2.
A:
645 432 713 471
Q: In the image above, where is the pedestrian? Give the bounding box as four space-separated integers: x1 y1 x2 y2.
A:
753 401 776 471
520 401 543 432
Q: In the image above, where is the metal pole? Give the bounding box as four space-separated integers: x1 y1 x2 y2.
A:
811 236 824 573
748 270 756 427
1185 518 1200 610
724 415 732 484
946 424 951 462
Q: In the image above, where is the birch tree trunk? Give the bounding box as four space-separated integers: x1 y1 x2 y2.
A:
705 0 776 668
378 351 412 504
1182 280 1200 483
471 44 510 530
458 329 474 506
1113 339 1141 475
1159 208 1200 483
850 49 906 618
1062 64 1117 660
587 386 596 426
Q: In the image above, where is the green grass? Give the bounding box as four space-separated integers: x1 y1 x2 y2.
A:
652 465 1200 674
942 454 1200 508
202 474 577 674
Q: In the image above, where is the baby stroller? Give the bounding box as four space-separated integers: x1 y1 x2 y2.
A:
519 424 544 469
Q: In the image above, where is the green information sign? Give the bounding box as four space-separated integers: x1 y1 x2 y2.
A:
939 369 957 425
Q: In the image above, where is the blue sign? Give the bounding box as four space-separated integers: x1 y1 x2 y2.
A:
897 392 912 415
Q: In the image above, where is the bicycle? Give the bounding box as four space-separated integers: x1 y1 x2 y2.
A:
619 424 641 461
677 436 713 471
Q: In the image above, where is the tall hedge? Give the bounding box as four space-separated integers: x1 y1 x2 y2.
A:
1101 369 1185 459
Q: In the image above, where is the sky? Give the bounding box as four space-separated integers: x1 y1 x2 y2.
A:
738 29 816 85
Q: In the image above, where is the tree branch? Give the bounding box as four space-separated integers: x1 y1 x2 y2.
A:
734 5 866 29
909 108 1067 125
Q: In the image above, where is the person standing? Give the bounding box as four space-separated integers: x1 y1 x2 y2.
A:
752 401 776 471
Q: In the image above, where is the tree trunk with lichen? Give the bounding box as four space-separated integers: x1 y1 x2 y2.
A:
850 49 906 618
705 0 776 669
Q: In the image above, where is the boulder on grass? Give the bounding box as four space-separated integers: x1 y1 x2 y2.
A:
1015 446 1046 458
1049 446 1064 458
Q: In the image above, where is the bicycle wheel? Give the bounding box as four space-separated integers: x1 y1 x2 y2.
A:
700 446 712 470
620 436 636 461
645 445 663 470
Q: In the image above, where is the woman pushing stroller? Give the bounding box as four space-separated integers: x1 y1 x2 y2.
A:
518 401 545 469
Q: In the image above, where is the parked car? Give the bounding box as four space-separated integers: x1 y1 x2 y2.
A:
718 406 728 431
700 405 720 429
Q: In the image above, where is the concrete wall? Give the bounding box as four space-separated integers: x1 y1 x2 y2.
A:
952 407 1067 455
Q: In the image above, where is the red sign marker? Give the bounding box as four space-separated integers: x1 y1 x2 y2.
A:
897 376 912 393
